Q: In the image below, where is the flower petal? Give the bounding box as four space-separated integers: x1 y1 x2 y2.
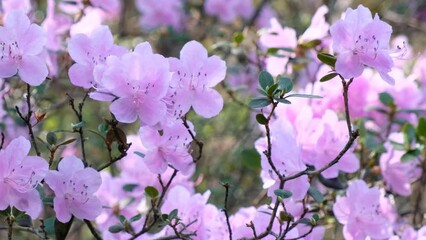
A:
18 55 48 86
192 88 223 118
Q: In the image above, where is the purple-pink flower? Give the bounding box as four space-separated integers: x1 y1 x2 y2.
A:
67 25 126 89
330 5 395 84
0 136 48 219
333 180 395 239
135 0 184 30
99 43 171 125
168 40 226 118
45 155 102 223
139 121 194 175
204 0 254 24
0 10 48 85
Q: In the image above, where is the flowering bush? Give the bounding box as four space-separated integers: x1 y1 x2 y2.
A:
0 1 425 240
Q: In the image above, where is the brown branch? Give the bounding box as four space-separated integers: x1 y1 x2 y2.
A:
97 143 131 171
182 117 203 162
221 183 233 240
0 132 4 150
249 74 358 239
84 220 102 240
66 92 89 166
15 84 41 156
130 170 178 240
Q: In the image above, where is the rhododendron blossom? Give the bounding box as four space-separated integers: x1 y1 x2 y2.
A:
255 119 310 201
204 0 254 24
136 0 184 30
380 134 421 196
0 10 48 85
0 136 48 219
333 180 395 239
168 40 226 118
330 5 395 84
45 156 102 223
139 122 194 175
99 44 171 125
68 25 126 88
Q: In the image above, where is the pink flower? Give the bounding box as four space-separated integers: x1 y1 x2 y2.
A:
67 25 126 88
136 0 184 30
161 186 214 239
298 5 330 43
1 0 31 16
259 18 297 76
380 133 421 196
0 136 48 219
168 41 226 118
45 155 102 223
333 180 395 239
297 109 359 178
255 118 310 201
100 43 171 125
90 0 120 14
139 121 194 175
330 5 395 84
204 0 254 24
0 10 48 85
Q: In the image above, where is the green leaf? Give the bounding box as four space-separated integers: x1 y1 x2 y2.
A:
169 209 178 220
57 138 77 147
55 218 73 240
71 121 86 129
248 97 271 109
118 215 126 224
43 196 54 206
276 76 293 92
308 187 324 203
98 123 109 133
402 123 416 148
379 92 394 107
401 149 421 162
134 151 145 158
16 214 32 227
256 114 268 125
46 132 57 145
129 214 142 222
312 214 320 222
285 93 322 99
233 32 244 44
266 83 279 96
257 88 268 96
417 117 426 140
266 47 294 55
299 39 322 49
123 184 138 192
108 224 124 233
296 218 312 225
275 98 291 104
44 217 55 236
259 71 274 90
241 148 261 169
273 189 292 199
317 52 336 67
144 186 159 198
319 72 338 82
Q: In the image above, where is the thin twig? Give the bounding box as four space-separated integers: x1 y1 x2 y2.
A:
97 143 131 171
66 92 89 166
0 132 4 150
182 117 204 162
130 170 178 240
84 220 102 240
16 84 41 156
222 183 233 240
